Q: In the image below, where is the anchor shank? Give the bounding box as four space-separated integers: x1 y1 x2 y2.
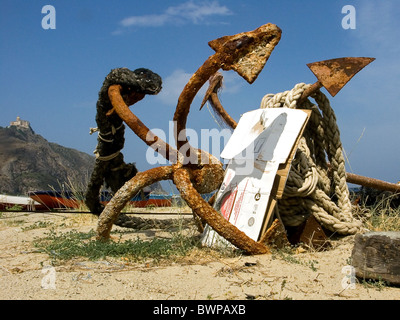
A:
297 81 323 105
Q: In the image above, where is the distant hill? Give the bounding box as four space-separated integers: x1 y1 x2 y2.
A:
0 120 167 196
0 123 95 195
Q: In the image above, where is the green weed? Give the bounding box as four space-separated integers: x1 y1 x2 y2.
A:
22 221 54 231
33 228 201 264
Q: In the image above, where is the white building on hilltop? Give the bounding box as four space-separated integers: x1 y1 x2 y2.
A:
9 116 31 129
8 116 34 133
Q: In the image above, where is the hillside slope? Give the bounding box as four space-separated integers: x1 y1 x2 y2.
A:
0 125 95 195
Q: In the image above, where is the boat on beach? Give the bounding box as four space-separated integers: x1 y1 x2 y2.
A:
3 190 212 212
0 194 46 211
28 190 82 210
27 190 173 210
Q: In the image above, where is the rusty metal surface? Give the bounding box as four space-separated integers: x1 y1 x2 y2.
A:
173 23 281 154
306 57 375 97
96 24 283 254
259 219 290 249
109 83 224 189
99 83 226 239
97 166 174 240
95 24 382 255
108 85 179 163
168 24 281 254
208 24 282 84
200 72 223 110
346 172 400 193
209 93 238 129
200 72 238 129
325 163 400 193
298 216 331 251
186 163 225 194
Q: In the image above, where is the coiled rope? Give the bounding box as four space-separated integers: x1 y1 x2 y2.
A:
260 83 363 235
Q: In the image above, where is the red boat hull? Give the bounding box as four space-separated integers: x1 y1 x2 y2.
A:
28 191 172 210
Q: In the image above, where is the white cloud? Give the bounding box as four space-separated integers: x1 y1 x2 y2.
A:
121 14 170 28
156 69 193 106
118 1 233 29
165 1 232 24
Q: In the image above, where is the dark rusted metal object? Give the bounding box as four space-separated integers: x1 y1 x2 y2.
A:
97 165 174 239
200 72 224 110
289 215 331 251
201 61 396 196
97 84 224 240
200 58 376 130
97 24 282 255
325 163 400 193
260 219 291 249
200 72 238 129
108 84 224 194
108 84 179 163
174 23 281 155
169 24 281 254
298 57 375 103
346 172 400 193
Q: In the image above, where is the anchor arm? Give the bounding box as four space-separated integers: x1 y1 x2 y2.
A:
298 57 375 104
173 23 281 157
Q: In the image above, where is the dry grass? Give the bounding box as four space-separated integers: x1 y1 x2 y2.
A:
354 193 400 232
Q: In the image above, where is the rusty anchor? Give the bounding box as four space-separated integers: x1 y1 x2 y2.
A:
199 58 375 131
297 57 375 103
294 57 400 194
174 23 281 155
97 23 282 255
172 23 282 254
200 57 400 195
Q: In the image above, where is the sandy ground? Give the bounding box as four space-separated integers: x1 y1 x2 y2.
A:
0 210 399 301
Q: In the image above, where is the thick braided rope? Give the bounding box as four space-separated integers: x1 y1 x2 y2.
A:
260 83 362 235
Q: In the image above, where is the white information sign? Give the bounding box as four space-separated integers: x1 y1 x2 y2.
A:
202 107 309 248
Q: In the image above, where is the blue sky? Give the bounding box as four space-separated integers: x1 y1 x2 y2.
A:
1 0 399 185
